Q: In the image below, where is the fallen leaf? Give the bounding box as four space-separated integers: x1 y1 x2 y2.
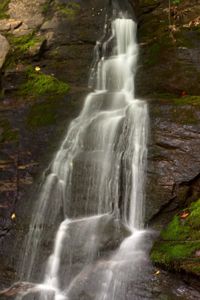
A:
11 213 16 220
154 270 160 275
180 211 189 219
35 66 41 72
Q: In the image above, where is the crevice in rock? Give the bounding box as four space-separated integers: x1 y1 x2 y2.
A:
138 1 161 18
148 172 200 227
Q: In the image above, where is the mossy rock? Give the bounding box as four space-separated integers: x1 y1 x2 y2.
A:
55 0 80 19
0 118 19 143
19 66 69 97
151 199 200 276
26 99 60 128
0 0 10 19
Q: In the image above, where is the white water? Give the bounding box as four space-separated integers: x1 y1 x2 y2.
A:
17 16 150 300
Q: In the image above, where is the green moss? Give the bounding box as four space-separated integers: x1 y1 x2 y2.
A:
8 33 43 54
151 241 200 265
0 119 19 143
42 0 52 14
0 0 10 19
173 96 200 106
151 93 200 106
4 33 45 69
27 100 58 128
19 66 69 97
145 43 161 66
151 199 200 274
189 199 200 228
56 1 80 18
161 216 190 241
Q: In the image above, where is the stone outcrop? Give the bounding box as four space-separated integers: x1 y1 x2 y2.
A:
136 0 200 225
0 34 9 69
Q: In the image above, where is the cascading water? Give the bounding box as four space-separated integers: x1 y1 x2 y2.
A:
16 11 151 300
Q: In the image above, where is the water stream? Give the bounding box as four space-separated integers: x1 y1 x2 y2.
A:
13 8 200 300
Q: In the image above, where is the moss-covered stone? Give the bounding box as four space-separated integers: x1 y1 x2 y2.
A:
0 0 10 19
137 0 200 96
150 93 200 105
0 119 19 143
56 0 80 19
151 199 200 276
19 66 69 97
26 100 59 128
7 33 44 56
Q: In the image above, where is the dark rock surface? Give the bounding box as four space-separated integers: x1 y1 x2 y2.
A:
146 97 200 226
0 0 109 289
136 0 200 226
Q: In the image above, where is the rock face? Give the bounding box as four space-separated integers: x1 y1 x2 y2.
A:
151 199 200 284
8 0 46 29
146 97 200 225
0 0 109 289
137 0 200 284
0 34 9 69
136 0 200 226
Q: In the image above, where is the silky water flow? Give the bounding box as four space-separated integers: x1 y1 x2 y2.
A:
16 15 152 300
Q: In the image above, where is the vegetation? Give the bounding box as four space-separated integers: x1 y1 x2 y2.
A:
42 0 52 15
0 0 10 19
173 96 200 106
56 1 80 18
8 33 44 55
0 119 19 143
11 34 39 53
19 66 69 97
151 199 200 275
26 100 58 128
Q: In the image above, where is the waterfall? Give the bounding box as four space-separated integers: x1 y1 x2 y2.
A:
17 13 150 300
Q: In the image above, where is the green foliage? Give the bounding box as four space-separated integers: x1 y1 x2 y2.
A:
173 96 200 106
56 1 80 18
19 66 69 97
151 199 200 274
0 0 10 19
42 0 52 14
171 0 182 5
0 119 19 143
151 241 200 265
189 199 200 228
9 33 42 54
161 216 190 241
27 101 57 128
145 43 161 66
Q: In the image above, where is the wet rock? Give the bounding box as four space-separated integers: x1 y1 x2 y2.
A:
146 98 200 225
0 34 10 69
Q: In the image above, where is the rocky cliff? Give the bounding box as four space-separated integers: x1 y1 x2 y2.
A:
137 0 200 283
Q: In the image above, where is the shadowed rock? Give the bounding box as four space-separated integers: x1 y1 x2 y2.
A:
0 282 36 297
0 282 55 298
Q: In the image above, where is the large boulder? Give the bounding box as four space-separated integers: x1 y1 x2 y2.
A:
0 34 10 69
